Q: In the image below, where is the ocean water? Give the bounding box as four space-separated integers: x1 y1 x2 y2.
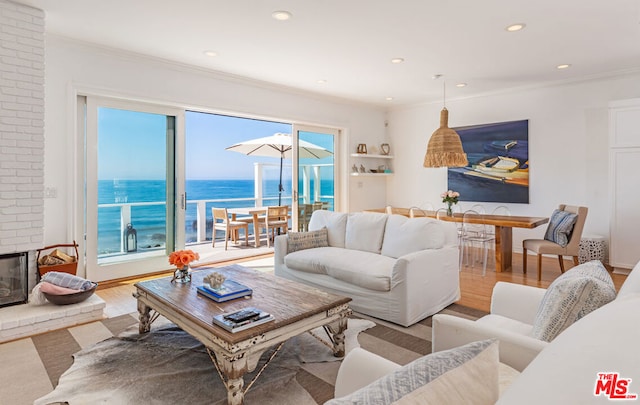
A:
98 179 334 254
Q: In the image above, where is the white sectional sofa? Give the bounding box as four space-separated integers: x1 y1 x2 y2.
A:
274 210 460 327
330 261 640 404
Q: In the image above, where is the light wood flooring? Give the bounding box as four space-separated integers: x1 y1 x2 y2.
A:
459 252 627 312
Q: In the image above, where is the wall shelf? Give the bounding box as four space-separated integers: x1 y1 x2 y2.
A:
350 172 393 177
350 153 394 159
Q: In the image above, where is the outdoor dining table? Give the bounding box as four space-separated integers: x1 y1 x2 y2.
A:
366 207 549 273
227 207 267 248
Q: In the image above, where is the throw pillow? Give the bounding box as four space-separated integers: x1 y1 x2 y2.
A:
543 209 578 247
287 227 329 253
530 260 616 342
326 339 499 405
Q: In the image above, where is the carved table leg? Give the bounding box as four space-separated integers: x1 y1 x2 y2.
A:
207 348 271 405
325 317 348 357
137 300 152 334
214 352 249 405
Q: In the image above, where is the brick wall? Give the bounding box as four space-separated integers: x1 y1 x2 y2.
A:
0 0 45 256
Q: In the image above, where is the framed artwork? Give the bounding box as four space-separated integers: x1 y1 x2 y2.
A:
447 119 529 204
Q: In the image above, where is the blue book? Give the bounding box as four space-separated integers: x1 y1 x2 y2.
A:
196 279 253 302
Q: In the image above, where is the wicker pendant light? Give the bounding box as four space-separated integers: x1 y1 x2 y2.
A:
423 80 468 168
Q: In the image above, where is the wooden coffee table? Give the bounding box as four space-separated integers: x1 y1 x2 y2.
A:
134 264 352 405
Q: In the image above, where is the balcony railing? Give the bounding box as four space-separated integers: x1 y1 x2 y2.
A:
97 162 334 258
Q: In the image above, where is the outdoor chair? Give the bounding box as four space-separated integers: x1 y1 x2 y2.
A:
298 204 312 232
261 205 289 247
211 207 249 250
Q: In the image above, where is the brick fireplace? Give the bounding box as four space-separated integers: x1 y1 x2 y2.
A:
0 2 106 343
0 1 46 289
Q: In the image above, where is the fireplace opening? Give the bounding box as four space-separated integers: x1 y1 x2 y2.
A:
0 252 29 308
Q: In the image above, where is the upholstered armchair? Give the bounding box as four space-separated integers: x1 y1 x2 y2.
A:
522 204 588 281
432 260 616 372
432 282 548 372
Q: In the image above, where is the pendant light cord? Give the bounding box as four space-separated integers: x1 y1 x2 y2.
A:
443 80 446 108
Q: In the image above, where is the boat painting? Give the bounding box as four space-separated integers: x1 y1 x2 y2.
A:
447 120 529 204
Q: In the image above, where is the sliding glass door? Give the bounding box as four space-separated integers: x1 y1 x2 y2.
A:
85 97 184 282
292 125 339 231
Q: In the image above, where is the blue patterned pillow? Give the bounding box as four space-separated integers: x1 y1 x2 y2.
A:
544 209 578 247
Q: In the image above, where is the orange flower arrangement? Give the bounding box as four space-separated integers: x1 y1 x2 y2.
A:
168 249 200 269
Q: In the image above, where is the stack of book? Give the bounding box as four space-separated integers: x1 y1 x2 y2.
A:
212 307 274 333
196 279 253 302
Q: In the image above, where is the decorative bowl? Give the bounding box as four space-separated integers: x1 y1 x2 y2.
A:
43 282 98 305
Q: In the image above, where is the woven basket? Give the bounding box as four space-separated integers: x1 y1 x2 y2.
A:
37 241 79 277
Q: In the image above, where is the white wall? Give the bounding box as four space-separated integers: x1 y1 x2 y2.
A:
42 36 387 248
386 73 640 253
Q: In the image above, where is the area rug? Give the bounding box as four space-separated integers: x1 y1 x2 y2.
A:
34 319 375 405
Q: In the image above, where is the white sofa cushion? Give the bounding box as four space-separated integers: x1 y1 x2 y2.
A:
325 252 396 292
326 339 499 405
381 215 445 258
345 212 388 254
284 247 396 291
284 246 339 275
308 210 348 248
530 260 616 342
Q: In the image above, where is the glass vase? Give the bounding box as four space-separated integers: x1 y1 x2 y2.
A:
447 203 453 217
174 265 191 283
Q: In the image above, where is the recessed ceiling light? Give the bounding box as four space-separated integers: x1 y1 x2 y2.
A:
456 83 467 88
556 64 571 69
385 97 394 101
203 50 218 57
390 58 404 64
317 79 327 84
272 10 292 21
505 23 526 32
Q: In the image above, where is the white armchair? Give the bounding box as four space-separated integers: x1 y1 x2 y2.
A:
432 282 549 372
333 348 401 398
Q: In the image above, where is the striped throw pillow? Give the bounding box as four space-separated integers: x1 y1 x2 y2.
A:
543 209 577 247
287 227 329 253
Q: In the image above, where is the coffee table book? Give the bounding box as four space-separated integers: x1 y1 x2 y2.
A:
212 307 274 333
196 279 253 302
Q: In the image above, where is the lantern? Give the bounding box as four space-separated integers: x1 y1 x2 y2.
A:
124 223 137 252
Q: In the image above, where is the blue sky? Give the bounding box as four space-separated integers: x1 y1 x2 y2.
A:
186 111 291 180
98 108 333 181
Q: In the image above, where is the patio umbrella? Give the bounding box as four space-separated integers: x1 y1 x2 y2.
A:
225 133 333 205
